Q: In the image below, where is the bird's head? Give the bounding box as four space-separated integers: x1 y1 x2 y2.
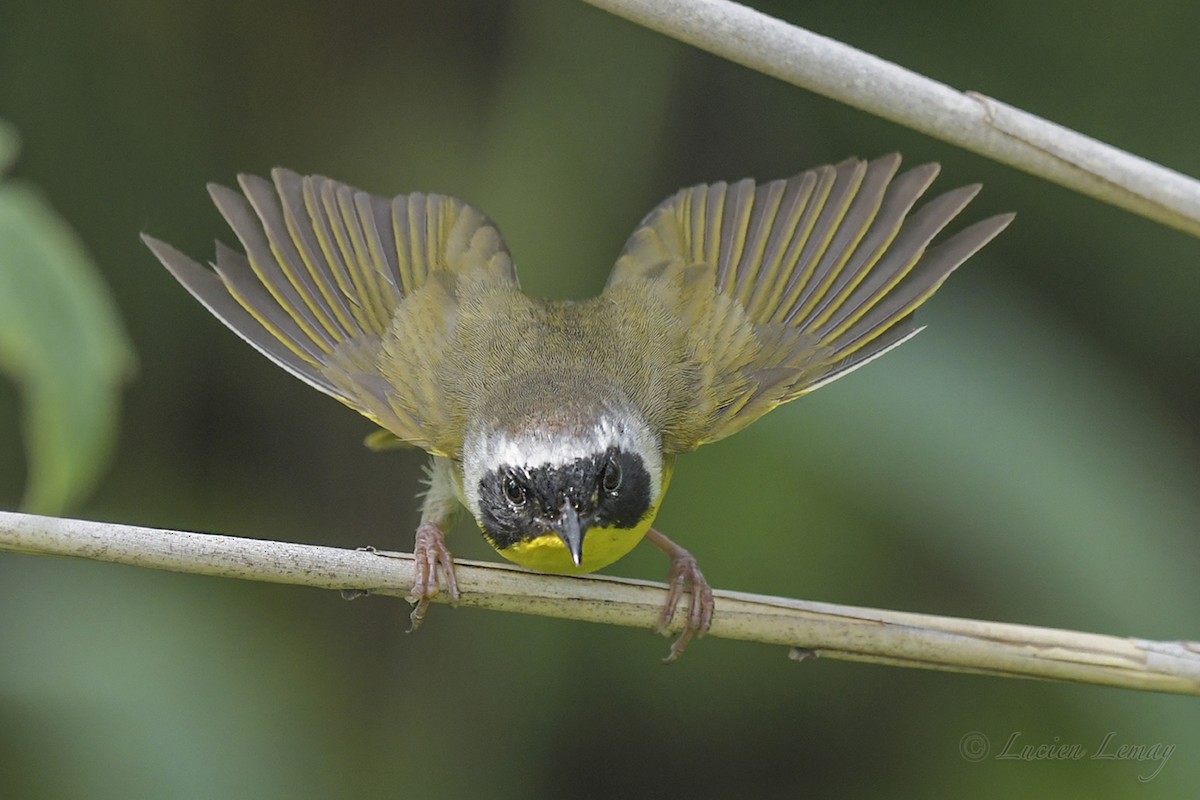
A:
461 414 667 574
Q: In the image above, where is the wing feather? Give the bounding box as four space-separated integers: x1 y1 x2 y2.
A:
608 154 1012 450
274 172 362 340
144 169 515 451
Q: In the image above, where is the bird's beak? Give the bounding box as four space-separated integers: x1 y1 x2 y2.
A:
552 502 586 567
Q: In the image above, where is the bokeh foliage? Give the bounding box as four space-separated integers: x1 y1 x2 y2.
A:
1 1 1198 797
0 121 133 513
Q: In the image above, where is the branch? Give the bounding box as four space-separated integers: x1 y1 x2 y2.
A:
581 0 1200 239
2 511 1197 695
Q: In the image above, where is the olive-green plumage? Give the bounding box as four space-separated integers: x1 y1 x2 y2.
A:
143 154 1012 657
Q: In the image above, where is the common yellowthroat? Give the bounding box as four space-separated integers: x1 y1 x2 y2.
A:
143 154 1011 659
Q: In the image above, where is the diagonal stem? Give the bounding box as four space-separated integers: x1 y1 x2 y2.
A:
580 0 1200 238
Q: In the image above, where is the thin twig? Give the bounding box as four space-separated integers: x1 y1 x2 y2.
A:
581 0 1200 238
1 511 1196 695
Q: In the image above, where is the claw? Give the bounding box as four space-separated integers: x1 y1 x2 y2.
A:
645 528 714 662
408 521 460 631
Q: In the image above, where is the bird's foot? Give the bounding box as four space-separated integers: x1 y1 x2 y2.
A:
646 528 714 662
408 521 459 631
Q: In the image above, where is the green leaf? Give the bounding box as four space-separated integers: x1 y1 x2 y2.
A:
0 142 134 513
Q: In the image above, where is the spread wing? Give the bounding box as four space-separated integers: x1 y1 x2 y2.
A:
607 154 1013 453
143 168 516 455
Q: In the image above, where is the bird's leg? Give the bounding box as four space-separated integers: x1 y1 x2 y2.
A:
645 528 714 662
408 521 458 631
408 456 462 631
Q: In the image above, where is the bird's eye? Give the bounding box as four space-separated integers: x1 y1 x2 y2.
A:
602 458 622 494
503 473 527 506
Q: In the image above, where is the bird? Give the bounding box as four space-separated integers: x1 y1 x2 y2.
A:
143 154 1012 660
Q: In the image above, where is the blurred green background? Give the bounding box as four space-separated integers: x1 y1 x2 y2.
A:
2 0 1198 797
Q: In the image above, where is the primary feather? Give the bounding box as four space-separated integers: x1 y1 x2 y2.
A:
142 168 515 454
608 154 1013 449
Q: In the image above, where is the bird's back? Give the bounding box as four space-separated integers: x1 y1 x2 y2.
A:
426 281 703 455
